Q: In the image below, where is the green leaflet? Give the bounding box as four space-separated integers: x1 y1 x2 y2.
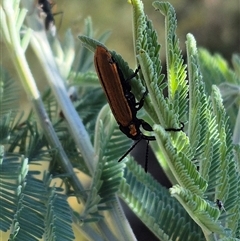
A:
198 49 240 137
81 105 129 222
120 158 205 241
153 1 188 121
0 147 75 241
137 50 183 129
0 66 20 118
129 1 239 240
170 185 226 235
0 149 28 233
211 85 239 233
153 124 207 195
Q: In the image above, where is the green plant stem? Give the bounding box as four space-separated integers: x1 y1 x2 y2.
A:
94 106 137 241
73 223 105 241
20 0 96 174
74 215 116 241
203 231 218 241
1 2 39 99
107 196 137 241
153 141 178 184
1 2 117 240
21 3 137 240
29 31 95 174
233 105 240 145
32 98 87 197
1 0 87 200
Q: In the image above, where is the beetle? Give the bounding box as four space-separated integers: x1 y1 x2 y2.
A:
38 0 55 30
94 46 155 141
216 199 226 212
94 45 183 171
38 0 62 33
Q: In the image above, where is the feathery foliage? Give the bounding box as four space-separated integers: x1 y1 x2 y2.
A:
81 105 129 223
0 0 239 240
119 158 205 241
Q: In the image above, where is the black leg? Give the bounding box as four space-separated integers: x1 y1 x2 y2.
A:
165 122 184 132
135 91 148 110
144 140 150 172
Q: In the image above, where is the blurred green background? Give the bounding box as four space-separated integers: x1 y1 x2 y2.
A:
1 0 239 114
56 0 239 65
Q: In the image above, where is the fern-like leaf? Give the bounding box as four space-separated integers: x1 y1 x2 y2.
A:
119 158 205 241
0 149 28 233
131 0 183 129
0 66 20 117
153 1 188 121
198 49 240 131
211 86 239 234
154 124 207 195
137 50 183 129
44 175 75 241
170 185 226 235
81 105 130 223
74 17 111 73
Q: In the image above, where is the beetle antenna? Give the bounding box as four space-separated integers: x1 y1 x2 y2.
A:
118 139 142 163
144 140 150 172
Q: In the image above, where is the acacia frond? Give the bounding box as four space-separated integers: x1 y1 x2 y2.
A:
154 124 207 195
120 158 205 241
199 49 240 132
153 1 188 121
2 0 239 240
0 150 28 233
131 0 184 129
128 1 239 239
170 185 226 235
212 91 240 233
0 66 20 117
44 175 75 241
1 146 74 240
81 105 130 223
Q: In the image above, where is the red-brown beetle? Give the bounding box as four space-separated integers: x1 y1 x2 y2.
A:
94 45 183 171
